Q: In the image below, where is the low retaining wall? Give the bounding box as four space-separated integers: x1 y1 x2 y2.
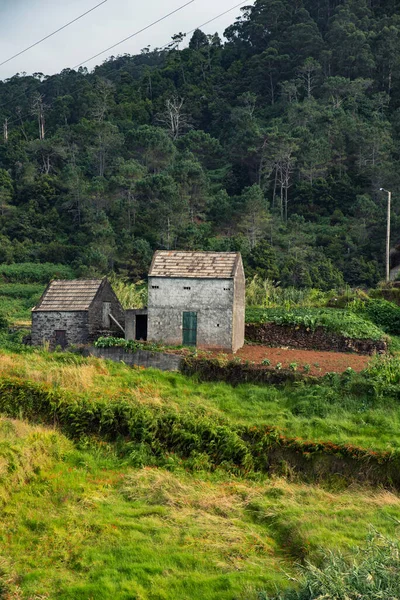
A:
182 358 318 386
87 347 183 372
245 323 387 355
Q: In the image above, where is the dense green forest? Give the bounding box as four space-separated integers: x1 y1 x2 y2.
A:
1 0 400 287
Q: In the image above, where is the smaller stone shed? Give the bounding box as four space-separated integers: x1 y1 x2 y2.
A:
147 251 245 352
32 278 125 348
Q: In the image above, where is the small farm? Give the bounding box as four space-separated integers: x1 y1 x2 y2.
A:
0 265 400 599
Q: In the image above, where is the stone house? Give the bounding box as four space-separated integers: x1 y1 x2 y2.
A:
32 278 125 349
130 251 245 352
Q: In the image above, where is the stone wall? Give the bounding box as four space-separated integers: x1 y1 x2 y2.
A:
125 309 148 341
233 260 245 352
88 280 125 340
147 277 235 350
245 323 387 355
31 311 89 347
87 347 182 371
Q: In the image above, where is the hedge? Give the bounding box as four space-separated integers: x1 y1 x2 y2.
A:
0 376 400 487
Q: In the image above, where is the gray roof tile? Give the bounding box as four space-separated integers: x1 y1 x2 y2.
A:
149 251 240 279
33 279 104 312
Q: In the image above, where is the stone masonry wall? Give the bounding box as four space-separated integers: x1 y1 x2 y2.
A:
87 347 182 371
31 311 89 348
245 323 387 355
233 260 245 353
88 280 125 340
148 277 234 349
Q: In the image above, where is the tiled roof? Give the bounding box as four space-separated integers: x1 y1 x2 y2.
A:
149 251 240 279
33 280 104 312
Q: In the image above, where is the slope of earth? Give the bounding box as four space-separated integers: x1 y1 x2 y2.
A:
214 346 371 376
0 418 399 599
0 348 400 453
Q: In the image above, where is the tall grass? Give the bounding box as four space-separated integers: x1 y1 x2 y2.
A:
245 277 342 309
263 532 400 600
108 274 148 308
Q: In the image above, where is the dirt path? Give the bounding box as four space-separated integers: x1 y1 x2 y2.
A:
214 346 372 376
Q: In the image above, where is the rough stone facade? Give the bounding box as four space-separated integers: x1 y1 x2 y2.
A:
148 278 234 349
87 284 125 339
233 263 246 352
245 323 387 355
31 279 125 349
147 252 245 352
87 347 182 371
31 311 89 348
125 309 149 341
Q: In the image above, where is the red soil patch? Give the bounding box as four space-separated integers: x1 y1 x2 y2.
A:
212 346 372 376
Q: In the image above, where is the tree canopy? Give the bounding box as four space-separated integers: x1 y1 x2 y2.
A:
1 0 399 287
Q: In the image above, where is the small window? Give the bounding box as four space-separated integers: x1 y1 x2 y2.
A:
152 285 160 290
224 288 231 291
183 286 191 291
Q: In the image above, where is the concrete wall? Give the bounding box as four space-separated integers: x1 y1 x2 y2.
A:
88 347 182 371
147 277 234 350
31 311 89 347
232 258 246 353
125 309 148 341
88 280 125 339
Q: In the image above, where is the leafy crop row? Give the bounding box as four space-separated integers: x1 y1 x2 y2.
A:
245 307 386 341
0 263 75 284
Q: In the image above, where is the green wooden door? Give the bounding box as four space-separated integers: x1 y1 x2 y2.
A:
183 312 198 346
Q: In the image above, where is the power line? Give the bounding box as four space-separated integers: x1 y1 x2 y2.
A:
169 0 250 45
4 0 252 128
73 0 196 69
0 0 110 69
0 0 196 116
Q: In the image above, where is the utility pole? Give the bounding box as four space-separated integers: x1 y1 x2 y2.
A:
3 118 8 143
380 188 392 284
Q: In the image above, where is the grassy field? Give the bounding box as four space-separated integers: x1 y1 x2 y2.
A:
0 348 399 453
0 283 44 326
0 416 399 600
1 282 400 598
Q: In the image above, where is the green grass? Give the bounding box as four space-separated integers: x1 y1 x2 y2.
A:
1 417 399 600
0 283 44 325
1 285 400 597
0 262 75 284
1 348 400 453
245 308 387 341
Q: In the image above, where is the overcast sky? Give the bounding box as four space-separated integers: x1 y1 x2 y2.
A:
0 0 252 80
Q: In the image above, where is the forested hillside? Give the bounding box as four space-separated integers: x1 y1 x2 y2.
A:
1 0 400 287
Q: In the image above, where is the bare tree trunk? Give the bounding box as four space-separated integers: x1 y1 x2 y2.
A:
3 119 8 143
272 168 278 209
32 94 46 140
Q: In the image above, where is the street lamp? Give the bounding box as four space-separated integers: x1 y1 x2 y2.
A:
380 188 392 284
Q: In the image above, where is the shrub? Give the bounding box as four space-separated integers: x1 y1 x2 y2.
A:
94 337 168 353
0 313 7 330
351 298 400 335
